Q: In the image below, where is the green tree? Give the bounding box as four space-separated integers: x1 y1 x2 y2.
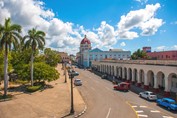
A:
16 62 59 82
22 28 45 86
131 49 148 60
0 18 22 96
44 48 61 67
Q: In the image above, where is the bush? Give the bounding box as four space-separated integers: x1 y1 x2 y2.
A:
0 94 13 101
26 85 42 92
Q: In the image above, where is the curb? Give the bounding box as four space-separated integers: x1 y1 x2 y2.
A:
74 105 87 118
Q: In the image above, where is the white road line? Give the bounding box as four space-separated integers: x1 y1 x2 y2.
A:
138 114 148 117
150 110 160 113
140 106 147 108
106 108 111 118
136 110 144 113
132 106 137 108
91 87 95 91
163 116 174 118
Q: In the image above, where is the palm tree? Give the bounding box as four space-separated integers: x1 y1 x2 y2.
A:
0 18 22 96
22 28 45 86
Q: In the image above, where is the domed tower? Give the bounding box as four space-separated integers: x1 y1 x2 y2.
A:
80 35 91 52
79 35 91 67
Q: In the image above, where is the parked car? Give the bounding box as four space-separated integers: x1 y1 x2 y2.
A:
139 91 157 101
156 98 177 111
113 82 130 91
101 74 107 79
74 79 82 86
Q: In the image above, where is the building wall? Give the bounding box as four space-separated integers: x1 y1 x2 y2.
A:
147 51 177 60
58 52 69 62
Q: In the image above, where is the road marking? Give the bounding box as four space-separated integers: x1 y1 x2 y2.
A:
91 87 95 91
132 106 137 108
136 110 144 113
106 108 111 118
140 106 147 108
126 101 139 118
163 116 174 118
138 114 148 117
150 110 160 113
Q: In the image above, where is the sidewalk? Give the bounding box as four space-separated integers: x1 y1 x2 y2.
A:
0 64 86 118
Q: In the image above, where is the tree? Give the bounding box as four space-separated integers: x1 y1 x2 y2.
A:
16 62 59 82
131 49 148 60
0 18 22 96
44 48 61 67
22 28 45 86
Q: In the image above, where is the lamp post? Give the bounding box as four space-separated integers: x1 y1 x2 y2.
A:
64 62 67 83
68 69 74 114
68 68 79 115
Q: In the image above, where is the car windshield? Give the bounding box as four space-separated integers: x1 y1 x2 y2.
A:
150 92 155 95
75 80 81 82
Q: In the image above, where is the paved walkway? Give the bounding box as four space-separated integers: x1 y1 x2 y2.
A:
0 64 85 118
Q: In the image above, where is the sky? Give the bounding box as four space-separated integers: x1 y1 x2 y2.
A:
0 0 177 55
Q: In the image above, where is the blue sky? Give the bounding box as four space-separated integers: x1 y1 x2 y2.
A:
0 0 177 54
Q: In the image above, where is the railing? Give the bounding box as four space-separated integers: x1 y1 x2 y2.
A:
92 60 177 66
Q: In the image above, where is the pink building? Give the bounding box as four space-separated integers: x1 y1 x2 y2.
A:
147 50 177 60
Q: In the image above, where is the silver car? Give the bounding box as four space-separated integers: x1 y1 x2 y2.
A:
74 79 82 86
139 91 157 101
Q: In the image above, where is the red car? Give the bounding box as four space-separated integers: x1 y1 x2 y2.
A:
113 82 130 91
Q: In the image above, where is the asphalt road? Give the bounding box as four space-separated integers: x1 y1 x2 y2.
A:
74 68 177 118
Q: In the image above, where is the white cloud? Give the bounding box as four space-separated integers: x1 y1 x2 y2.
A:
134 0 148 5
172 45 177 50
0 0 164 54
156 46 166 51
117 3 164 39
120 42 126 47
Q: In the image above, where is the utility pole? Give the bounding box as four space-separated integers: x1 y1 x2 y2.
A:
64 62 67 83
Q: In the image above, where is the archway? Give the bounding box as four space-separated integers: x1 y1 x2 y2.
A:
133 69 138 83
119 67 123 79
156 71 165 91
124 67 127 80
128 68 132 81
168 73 177 93
112 66 114 76
147 70 154 88
116 66 119 78
139 69 145 84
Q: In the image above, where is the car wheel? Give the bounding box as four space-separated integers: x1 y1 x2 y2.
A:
167 107 171 111
139 94 142 97
147 97 150 101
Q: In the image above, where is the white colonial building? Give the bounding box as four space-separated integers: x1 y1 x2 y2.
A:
77 35 131 67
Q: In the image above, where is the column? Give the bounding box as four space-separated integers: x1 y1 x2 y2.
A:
137 72 141 87
132 71 135 84
164 75 170 97
153 74 159 93
122 69 125 80
144 73 149 90
126 70 130 83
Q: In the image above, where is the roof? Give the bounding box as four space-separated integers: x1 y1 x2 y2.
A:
80 35 91 45
163 98 175 102
89 48 103 52
109 49 123 51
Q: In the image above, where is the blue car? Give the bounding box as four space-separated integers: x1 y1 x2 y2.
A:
156 98 177 111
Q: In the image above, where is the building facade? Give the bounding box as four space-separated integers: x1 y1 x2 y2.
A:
77 35 131 67
58 52 70 63
92 60 177 96
143 47 177 60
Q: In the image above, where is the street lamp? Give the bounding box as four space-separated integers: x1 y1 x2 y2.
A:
68 69 79 114
64 62 67 83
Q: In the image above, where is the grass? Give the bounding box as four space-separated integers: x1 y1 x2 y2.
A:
0 94 13 101
26 85 42 92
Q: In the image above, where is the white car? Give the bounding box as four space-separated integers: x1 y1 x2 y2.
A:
74 79 82 86
139 91 157 101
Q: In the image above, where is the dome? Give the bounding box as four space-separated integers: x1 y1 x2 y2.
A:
80 35 91 44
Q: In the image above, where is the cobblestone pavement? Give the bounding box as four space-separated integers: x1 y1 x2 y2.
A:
0 64 86 118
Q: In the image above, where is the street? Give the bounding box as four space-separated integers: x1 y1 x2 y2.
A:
74 68 177 118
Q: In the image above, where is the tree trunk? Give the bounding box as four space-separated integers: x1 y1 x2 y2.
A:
31 50 34 86
3 44 8 96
